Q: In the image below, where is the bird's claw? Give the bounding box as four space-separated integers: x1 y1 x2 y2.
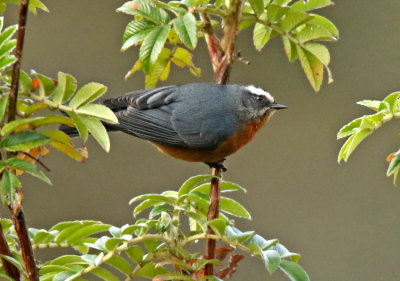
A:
205 160 227 172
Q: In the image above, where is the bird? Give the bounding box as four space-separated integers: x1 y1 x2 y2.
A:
64 83 286 170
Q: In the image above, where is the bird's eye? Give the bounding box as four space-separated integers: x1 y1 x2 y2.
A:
256 96 263 101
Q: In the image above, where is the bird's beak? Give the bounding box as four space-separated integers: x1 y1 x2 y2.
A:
270 102 287 110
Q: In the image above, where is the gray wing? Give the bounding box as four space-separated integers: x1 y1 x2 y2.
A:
103 84 237 150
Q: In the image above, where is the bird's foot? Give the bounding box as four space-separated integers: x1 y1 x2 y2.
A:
205 159 227 172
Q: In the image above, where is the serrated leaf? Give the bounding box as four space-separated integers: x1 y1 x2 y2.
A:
253 14 272 51
337 117 362 139
291 0 332 12
33 72 56 97
76 104 118 124
383 92 400 113
52 72 77 104
77 115 110 152
7 158 51 185
117 0 170 24
263 250 281 273
266 4 289 22
125 246 144 264
248 0 264 15
297 45 323 91
122 20 157 51
130 194 177 205
220 197 251 219
145 48 171 88
282 35 298 61
139 25 170 73
296 24 334 43
356 100 381 111
67 112 89 141
90 267 119 281
279 260 310 281
0 39 16 61
178 175 215 197
0 131 50 151
106 255 133 275
0 94 8 122
69 83 107 109
174 13 197 49
42 130 88 162
281 11 313 31
338 129 373 162
0 25 17 48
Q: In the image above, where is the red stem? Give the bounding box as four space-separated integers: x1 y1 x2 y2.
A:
6 1 39 280
202 0 244 278
0 222 20 280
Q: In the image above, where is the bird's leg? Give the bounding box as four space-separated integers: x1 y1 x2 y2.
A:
204 159 227 172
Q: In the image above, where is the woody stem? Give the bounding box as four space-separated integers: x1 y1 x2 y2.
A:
203 0 244 278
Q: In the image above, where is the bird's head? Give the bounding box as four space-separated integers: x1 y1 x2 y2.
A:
238 85 286 121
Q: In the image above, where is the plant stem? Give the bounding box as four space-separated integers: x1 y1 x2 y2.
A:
8 0 29 123
7 1 38 281
0 222 20 281
202 0 244 278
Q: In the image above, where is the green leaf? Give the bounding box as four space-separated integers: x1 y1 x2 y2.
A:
291 0 332 12
0 93 8 122
122 20 157 51
192 181 247 193
0 131 50 151
207 218 228 235
78 115 110 152
338 129 373 162
266 4 289 23
0 254 23 271
139 25 170 73
0 39 16 61
263 250 281 273
133 199 161 216
42 130 88 162
178 175 215 197
253 14 272 51
0 170 20 204
145 48 171 88
33 72 56 97
76 104 118 124
117 0 170 24
134 262 168 278
0 55 15 69
248 0 264 15
19 70 33 91
7 158 52 185
171 47 192 67
307 14 338 37
28 0 49 14
296 24 335 43
220 197 251 219
90 267 119 281
144 239 159 252
125 246 143 263
356 100 381 111
52 72 77 104
282 36 298 61
337 117 362 139
279 260 310 281
383 92 400 113
387 155 400 178
69 82 107 109
174 13 197 49
106 255 133 275
281 11 313 31
297 45 323 91
0 25 17 48
130 194 177 205
68 112 89 141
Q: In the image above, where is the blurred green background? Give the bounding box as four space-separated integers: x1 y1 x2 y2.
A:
3 1 400 280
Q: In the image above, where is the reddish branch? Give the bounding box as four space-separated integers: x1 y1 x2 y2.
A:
201 0 244 278
0 223 20 280
5 1 39 281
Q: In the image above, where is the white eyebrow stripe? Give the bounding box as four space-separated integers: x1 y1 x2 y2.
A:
245 85 274 102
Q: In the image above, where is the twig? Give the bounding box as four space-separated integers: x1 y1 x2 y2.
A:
20 151 51 172
7 1 38 281
204 166 223 277
0 222 20 280
8 0 29 123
